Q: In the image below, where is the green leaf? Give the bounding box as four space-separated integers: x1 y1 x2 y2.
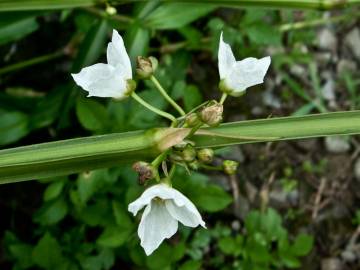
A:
97 225 132 248
34 197 68 225
125 24 150 64
32 232 65 270
76 170 107 204
192 184 232 212
112 201 133 229
43 181 65 201
291 234 314 256
0 111 29 146
0 12 39 45
72 19 108 72
144 3 215 29
8 244 34 269
183 85 203 112
247 24 282 46
0 0 97 11
179 260 202 270
146 243 173 269
76 98 109 132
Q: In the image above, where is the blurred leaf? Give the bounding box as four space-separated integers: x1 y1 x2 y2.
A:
34 197 68 225
32 232 65 270
0 12 39 45
183 85 203 112
247 24 282 46
44 181 65 201
125 24 150 64
144 3 215 29
191 184 232 212
179 260 202 270
72 18 108 72
218 235 243 255
112 200 133 229
0 0 97 11
0 111 29 146
76 170 107 204
97 225 131 248
146 243 173 269
8 244 34 269
290 234 314 256
76 98 109 132
80 248 115 270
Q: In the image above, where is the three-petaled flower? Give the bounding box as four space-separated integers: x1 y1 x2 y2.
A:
218 32 271 96
72 30 134 99
128 184 205 255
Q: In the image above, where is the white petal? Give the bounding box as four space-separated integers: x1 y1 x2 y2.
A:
128 184 183 216
218 31 236 79
138 201 178 255
71 63 128 98
165 200 205 228
225 56 271 93
106 29 132 79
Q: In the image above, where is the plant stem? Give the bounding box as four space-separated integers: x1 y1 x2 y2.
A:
186 122 203 138
220 93 228 105
131 92 177 123
0 51 63 76
150 75 186 116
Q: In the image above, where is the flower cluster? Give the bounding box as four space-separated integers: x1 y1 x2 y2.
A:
72 29 271 256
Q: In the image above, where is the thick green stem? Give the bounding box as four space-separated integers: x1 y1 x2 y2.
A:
1 111 360 183
150 76 186 116
0 51 63 76
131 92 177 123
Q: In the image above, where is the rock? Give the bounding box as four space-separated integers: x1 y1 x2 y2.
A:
344 28 360 61
290 64 306 77
321 258 344 270
354 157 360 181
263 90 281 109
325 136 351 154
322 77 335 101
341 249 357 263
318 28 337 51
337 59 357 74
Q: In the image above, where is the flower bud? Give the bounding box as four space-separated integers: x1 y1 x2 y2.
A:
105 5 117 15
199 101 223 127
132 161 155 185
188 160 200 170
136 56 158 79
185 113 202 127
223 160 239 175
197 148 214 164
181 145 196 163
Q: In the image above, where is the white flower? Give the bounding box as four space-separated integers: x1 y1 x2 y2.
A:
71 29 133 99
218 32 271 96
128 183 205 255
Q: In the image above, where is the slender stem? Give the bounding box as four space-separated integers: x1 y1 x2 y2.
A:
0 51 63 76
131 92 177 123
220 93 228 105
186 122 203 139
150 75 186 116
151 150 170 182
200 164 223 171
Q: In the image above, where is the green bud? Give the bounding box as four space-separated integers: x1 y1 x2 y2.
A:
188 160 200 170
199 101 223 127
185 113 202 127
181 145 196 163
197 148 214 164
223 160 239 175
105 5 117 15
136 56 158 79
132 161 155 185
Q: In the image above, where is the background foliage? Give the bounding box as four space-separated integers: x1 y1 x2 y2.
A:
0 1 359 270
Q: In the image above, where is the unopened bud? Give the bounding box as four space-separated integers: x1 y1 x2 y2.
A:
181 145 196 163
188 160 200 170
197 148 214 164
136 56 158 79
223 160 239 175
132 161 155 185
105 5 117 15
199 101 223 127
185 113 201 127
